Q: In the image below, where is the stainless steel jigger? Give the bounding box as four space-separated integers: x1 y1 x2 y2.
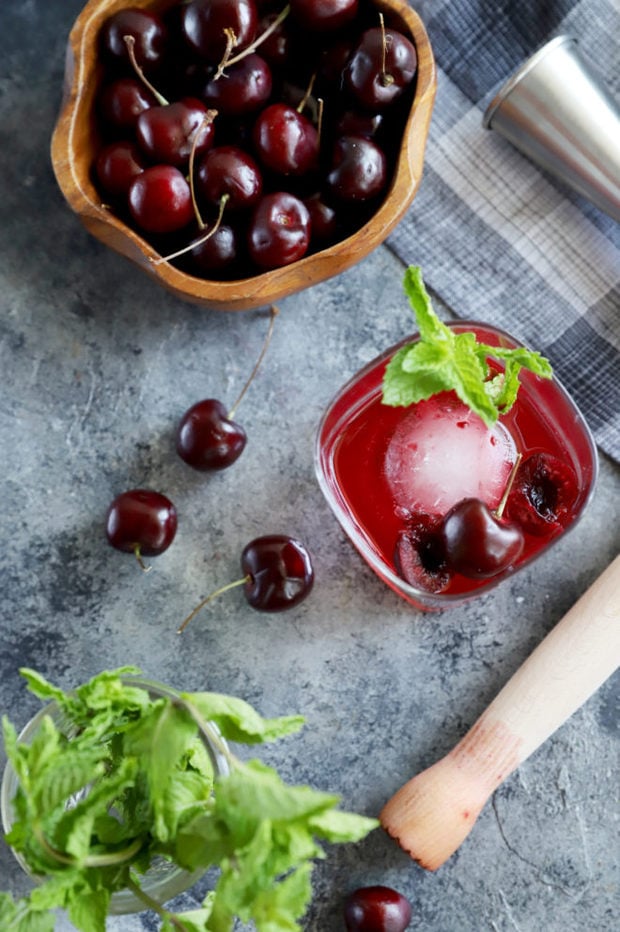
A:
483 35 620 221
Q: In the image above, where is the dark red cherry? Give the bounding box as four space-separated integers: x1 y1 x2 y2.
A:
202 54 272 116
335 109 384 139
506 452 579 536
100 8 168 71
128 165 194 234
95 140 147 197
252 103 319 176
176 399 246 470
394 513 450 593
345 27 417 111
191 223 240 274
257 11 292 67
196 145 263 210
318 37 355 87
98 77 157 131
440 498 524 579
327 135 387 201
241 535 314 611
176 305 276 466
135 98 215 168
177 532 313 632
303 192 339 244
181 0 258 62
105 489 177 565
248 192 311 269
344 885 412 932
290 0 359 32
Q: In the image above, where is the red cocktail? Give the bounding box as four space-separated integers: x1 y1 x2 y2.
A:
315 318 598 610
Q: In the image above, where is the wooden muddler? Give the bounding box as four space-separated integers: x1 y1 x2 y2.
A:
380 554 620 870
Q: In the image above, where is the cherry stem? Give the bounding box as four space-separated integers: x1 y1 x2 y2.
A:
151 195 230 266
228 304 279 419
133 545 152 573
188 110 218 229
213 3 291 79
214 26 238 79
494 452 523 520
177 575 251 634
316 97 324 145
296 72 317 115
378 13 394 88
123 35 168 106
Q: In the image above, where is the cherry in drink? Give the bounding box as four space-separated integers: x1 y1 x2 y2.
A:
315 268 598 610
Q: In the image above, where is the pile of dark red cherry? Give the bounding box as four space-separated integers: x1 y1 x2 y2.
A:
92 0 418 280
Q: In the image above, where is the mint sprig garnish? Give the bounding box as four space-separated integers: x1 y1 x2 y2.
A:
382 266 553 427
1 668 377 931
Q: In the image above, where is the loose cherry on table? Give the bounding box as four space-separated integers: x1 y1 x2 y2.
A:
176 534 314 633
176 304 278 470
105 489 178 571
344 885 412 932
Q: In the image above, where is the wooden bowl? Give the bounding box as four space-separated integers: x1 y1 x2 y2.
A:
51 0 436 312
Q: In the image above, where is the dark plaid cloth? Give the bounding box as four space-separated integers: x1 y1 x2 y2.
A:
387 0 620 463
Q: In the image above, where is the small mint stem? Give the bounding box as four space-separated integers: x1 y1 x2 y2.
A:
126 877 189 931
33 822 144 869
174 695 242 772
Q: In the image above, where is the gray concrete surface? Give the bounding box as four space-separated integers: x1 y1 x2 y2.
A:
0 2 618 930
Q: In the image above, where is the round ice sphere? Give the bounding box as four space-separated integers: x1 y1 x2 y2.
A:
384 394 517 515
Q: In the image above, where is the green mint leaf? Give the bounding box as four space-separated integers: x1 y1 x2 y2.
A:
308 808 379 843
402 265 451 343
0 893 56 932
122 699 199 842
249 862 313 932
51 756 138 860
18 669 68 705
382 266 553 426
167 901 214 932
183 692 305 744
66 884 110 932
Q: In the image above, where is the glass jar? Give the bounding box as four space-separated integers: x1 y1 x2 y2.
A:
1 676 231 915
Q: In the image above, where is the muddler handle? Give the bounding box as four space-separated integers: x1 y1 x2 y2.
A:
380 554 620 870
